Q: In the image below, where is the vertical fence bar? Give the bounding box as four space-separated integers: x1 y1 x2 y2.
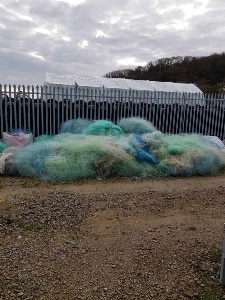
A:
145 91 149 121
36 86 40 136
45 85 48 135
77 88 80 119
0 84 3 137
49 85 52 135
27 85 31 133
141 91 145 119
22 85 26 132
93 89 97 120
18 85 22 130
101 88 104 120
90 89 93 121
192 93 197 133
127 89 131 118
194 93 200 133
52 86 56 135
168 92 172 133
65 87 69 121
187 93 192 133
41 86 44 135
197 93 203 134
32 85 35 135
149 91 154 123
152 91 156 127
183 93 189 133
162 92 168 133
135 91 138 117
158 92 163 132
118 90 126 118
56 86 60 133
61 86 65 124
74 86 77 120
112 89 116 123
221 96 225 140
201 93 207 135
130 90 134 117
4 84 8 133
211 94 217 136
217 94 223 138
97 89 100 120
13 84 17 131
109 89 113 122
115 89 119 123
82 88 85 119
105 89 109 120
207 93 213 135
217 94 224 139
166 91 171 133
138 91 142 117
179 92 184 133
69 87 73 121
211 94 218 136
86 88 89 119
8 84 13 132
117 90 124 123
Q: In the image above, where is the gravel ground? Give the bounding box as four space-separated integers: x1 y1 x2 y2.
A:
1 175 225 299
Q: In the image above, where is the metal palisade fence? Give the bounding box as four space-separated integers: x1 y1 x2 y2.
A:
0 84 225 139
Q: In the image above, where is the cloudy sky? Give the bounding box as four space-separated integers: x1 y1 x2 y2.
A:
0 0 224 85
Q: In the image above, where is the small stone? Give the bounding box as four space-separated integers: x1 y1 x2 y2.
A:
184 290 194 298
18 292 24 297
189 226 197 231
93 287 98 292
103 287 108 292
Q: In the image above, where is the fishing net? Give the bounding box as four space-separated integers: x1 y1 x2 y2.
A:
81 120 123 136
157 134 225 177
0 141 7 153
3 118 225 181
35 135 54 143
59 118 91 134
118 117 158 134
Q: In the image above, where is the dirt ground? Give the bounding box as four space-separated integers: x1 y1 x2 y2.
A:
1 175 225 300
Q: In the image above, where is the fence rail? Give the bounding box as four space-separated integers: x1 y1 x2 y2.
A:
0 84 225 139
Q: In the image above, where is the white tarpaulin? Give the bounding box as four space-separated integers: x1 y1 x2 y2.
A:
45 73 203 94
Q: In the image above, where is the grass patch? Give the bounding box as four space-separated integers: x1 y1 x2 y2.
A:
199 287 223 300
14 218 42 231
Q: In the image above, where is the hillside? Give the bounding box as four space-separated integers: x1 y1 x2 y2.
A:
105 53 225 93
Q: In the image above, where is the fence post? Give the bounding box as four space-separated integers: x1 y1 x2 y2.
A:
220 223 225 285
0 84 2 138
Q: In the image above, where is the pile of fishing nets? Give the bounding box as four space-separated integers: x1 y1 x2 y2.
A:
1 117 225 181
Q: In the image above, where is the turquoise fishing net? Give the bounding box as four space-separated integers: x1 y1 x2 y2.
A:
4 118 225 181
81 120 123 136
118 117 158 134
60 118 91 134
0 141 7 153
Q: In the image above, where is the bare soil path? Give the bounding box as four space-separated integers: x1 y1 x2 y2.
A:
1 175 225 299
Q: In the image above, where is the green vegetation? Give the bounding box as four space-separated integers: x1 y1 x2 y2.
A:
105 52 225 93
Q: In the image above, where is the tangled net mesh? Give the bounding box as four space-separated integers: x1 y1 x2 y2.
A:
1 117 224 181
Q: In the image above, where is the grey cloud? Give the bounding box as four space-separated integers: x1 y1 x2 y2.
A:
0 0 224 85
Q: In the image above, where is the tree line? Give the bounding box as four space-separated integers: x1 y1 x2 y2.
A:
105 52 225 93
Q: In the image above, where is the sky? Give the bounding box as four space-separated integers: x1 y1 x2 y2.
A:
0 0 224 85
